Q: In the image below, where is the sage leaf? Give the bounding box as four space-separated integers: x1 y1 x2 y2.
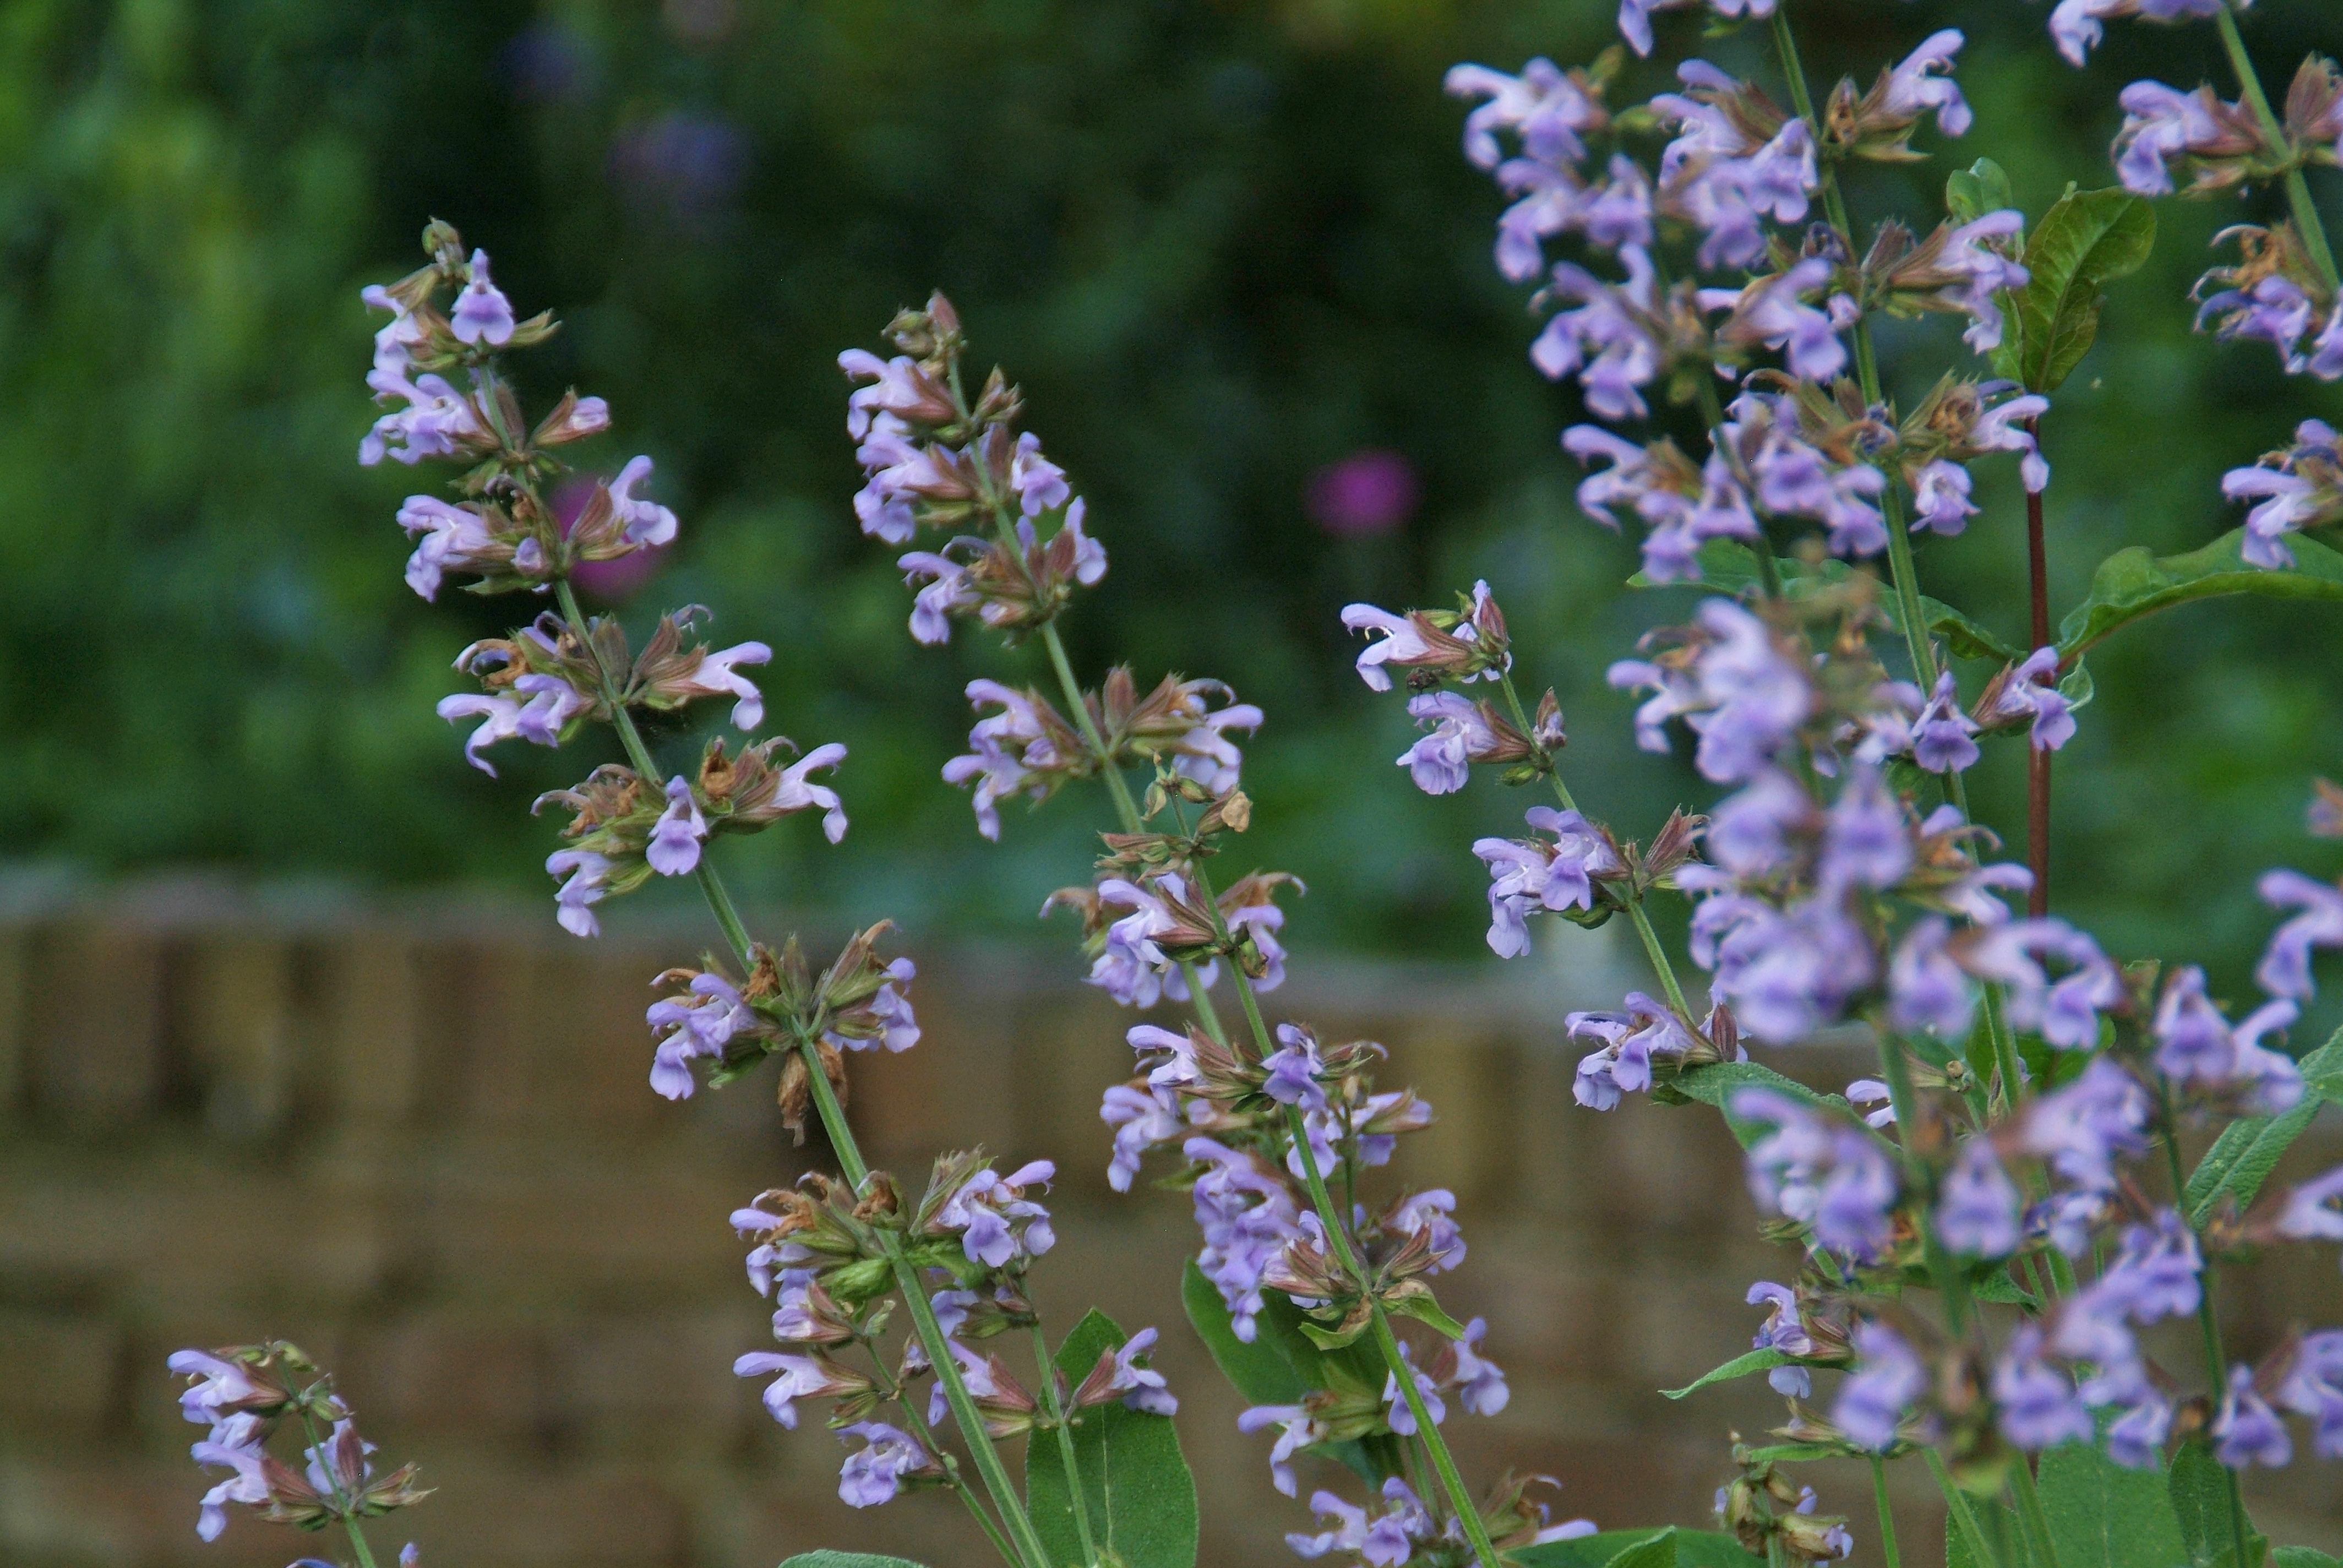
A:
1027 1308 1199 1568
1997 187 2154 391
2057 529 2343 658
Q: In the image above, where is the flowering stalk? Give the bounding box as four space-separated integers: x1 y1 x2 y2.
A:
2159 1080 2254 1568
2214 4 2340 290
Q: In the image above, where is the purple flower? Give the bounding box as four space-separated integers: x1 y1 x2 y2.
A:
1748 1281 1815 1396
1994 1327 2094 1451
1835 1323 1925 1452
1449 1318 1510 1415
1262 1023 1329 1110
1567 992 1698 1108
1445 58 1602 172
168 1352 271 1428
1702 896 1878 1045
1086 873 1213 1008
945 680 1067 841
189 1412 271 1541
1909 671 1981 774
2048 0 2227 70
1187 1138 1303 1342
732 1351 843 1429
1707 768 1811 879
1935 212 2031 354
1818 763 1911 893
1889 917 1974 1038
829 956 918 1055
1733 1089 1898 1261
836 1422 931 1507
1397 693 1497 795
1287 1480 1435 1567
1078 1326 1178 1416
2112 80 2225 196
1239 1404 1327 1498
1937 1140 2024 1259
2022 1057 2151 1195
1846 1079 1895 1129
1534 251 1665 419
1651 66 1814 268
1472 807 1624 957
1099 1082 1186 1193
2278 1331 2343 1458
1688 598 1813 782
2100 1208 2203 1324
644 776 708 876
2153 965 2242 1081
544 848 613 938
1387 1189 1468 1273
1726 390 1888 560
450 249 517 346
360 364 487 468
2276 1165 2343 1244
1381 1344 1447 1436
645 971 753 1099
1970 388 2051 491
1910 459 1979 536
1883 31 1973 139
1562 426 1760 585
2225 420 2343 569
2213 1365 2292 1470
1720 259 1846 383
2258 868 2343 999
936 1161 1056 1268
397 496 505 600
1977 647 2077 751
898 549 978 645
604 454 680 549
1007 432 1070 515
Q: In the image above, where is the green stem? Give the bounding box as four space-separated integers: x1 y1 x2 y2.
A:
1769 7 1938 694
1982 984 2026 1118
800 1043 1056 1568
2011 1458 2061 1568
343 1519 382 1568
1033 1323 1103 1568
869 1348 1025 1568
2160 1085 2254 1568
1876 1032 1973 1337
294 1400 382 1568
2214 4 2340 291
1038 621 1229 1048
1870 1455 1902 1568
1494 670 1697 1019
1925 1448 2003 1568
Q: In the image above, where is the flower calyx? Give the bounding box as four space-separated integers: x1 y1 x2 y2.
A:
1716 1441 1852 1564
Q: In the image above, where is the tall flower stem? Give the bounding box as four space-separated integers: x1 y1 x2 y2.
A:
1031 1322 1103 1568
2025 419 2052 921
2215 4 2340 291
1039 609 1232 1049
292 1402 382 1568
1870 1455 1902 1568
861 1343 1025 1568
1494 669 1696 1020
1925 1449 2003 1568
1768 7 1938 697
2161 1083 2254 1568
551 578 1055 1568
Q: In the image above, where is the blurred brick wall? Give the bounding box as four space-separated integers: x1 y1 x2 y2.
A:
2 880 2339 1568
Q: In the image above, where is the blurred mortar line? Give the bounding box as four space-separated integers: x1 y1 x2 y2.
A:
0 879 2335 1567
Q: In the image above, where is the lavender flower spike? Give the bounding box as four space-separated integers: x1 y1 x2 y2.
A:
646 777 709 876
835 1421 933 1507
190 1413 271 1541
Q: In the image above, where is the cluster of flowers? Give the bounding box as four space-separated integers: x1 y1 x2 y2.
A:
726 1152 1178 1507
169 1344 427 1558
1448 37 2041 586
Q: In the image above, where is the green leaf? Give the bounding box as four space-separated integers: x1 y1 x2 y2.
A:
2037 1435 2189 1568
1947 158 2015 227
1636 541 2023 663
2170 1440 2268 1568
1970 1266 2039 1308
1947 1501 2029 1568
1661 1348 1792 1400
778 1555 928 1568
1669 1060 1860 1151
1027 1308 1199 1568
1999 187 2155 391
1603 1528 1681 1568
1180 1262 1393 1485
2057 529 2343 658
2184 1027 2343 1227
1383 1293 1469 1340
1513 1529 1763 1568
2274 1549 2343 1568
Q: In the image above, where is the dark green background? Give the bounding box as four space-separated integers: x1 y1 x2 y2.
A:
4 0 2337 1011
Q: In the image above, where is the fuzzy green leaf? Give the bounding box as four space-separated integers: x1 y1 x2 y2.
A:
2274 1549 2343 1568
1946 159 2015 226
1661 1348 1792 1400
1513 1528 1763 1568
1383 1293 1469 1340
2057 529 2343 658
2037 1435 2189 1568
1028 1308 1198 1568
2170 1440 2268 1568
1998 187 2154 391
1180 1261 1392 1485
1946 1501 2029 1568
779 1555 928 1568
2184 1027 2343 1227
1603 1528 1682 1568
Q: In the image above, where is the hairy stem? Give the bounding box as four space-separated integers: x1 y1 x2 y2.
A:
2215 4 2340 290
2025 420 2051 921
867 1347 1025 1568
1494 670 1697 1019
1870 1455 1902 1568
2010 1457 2062 1568
1032 1323 1103 1568
344 1521 382 1568
1924 1448 2003 1568
1038 620 1230 1048
551 581 1054 1568
2161 1084 2254 1568
1876 1032 1973 1336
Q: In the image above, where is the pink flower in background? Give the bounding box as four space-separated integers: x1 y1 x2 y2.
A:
1307 450 1419 537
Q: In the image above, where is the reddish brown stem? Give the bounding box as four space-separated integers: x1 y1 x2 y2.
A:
2025 417 2050 919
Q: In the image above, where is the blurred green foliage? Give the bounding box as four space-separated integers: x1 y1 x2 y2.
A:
1 0 2339 1005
